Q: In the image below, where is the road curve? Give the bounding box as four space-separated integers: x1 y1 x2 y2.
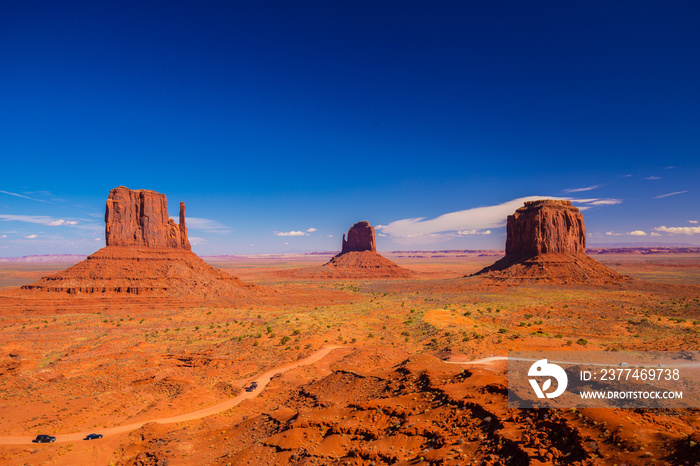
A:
0 345 344 446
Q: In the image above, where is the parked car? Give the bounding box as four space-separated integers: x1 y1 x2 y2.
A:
34 434 56 443
84 433 103 440
245 381 258 392
619 362 628 366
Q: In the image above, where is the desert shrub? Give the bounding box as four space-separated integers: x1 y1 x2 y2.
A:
576 338 588 346
280 335 291 345
292 329 300 335
498 328 508 334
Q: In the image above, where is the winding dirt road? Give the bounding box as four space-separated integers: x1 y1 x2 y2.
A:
0 345 343 446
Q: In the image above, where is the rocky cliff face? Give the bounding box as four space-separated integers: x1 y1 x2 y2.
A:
105 186 191 250
341 221 376 254
505 200 585 257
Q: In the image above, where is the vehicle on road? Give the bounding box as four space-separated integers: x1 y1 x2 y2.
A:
84 433 103 440
245 381 258 392
619 362 628 366
34 434 56 443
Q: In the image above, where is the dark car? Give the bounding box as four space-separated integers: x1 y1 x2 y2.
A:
245 381 258 392
34 434 56 443
84 433 103 440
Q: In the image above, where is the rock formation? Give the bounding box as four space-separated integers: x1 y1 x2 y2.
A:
105 186 190 250
21 187 254 300
341 221 376 254
473 200 626 283
279 221 412 279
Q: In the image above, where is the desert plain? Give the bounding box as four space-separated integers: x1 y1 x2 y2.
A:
0 249 699 465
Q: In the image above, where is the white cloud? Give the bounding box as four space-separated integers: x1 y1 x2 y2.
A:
46 219 79 226
378 195 619 245
306 228 317 233
643 176 661 180
0 214 81 226
284 242 289 245
175 217 231 234
94 237 102 241
654 226 700 235
650 232 662 237
605 230 647 236
25 234 38 239
653 191 688 199
0 234 6 239
275 231 306 237
562 185 602 193
689 220 698 224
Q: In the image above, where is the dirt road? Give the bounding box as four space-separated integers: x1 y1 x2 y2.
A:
0 345 343 446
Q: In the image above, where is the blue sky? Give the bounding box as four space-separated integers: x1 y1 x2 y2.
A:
1 1 699 256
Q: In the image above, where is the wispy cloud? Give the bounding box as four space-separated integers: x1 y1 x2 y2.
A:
0 214 81 226
188 236 207 245
306 228 317 233
690 220 698 224
653 191 688 199
643 176 661 180
0 190 48 203
654 226 700 235
377 195 619 245
179 217 232 234
562 185 602 193
25 234 38 239
275 231 307 237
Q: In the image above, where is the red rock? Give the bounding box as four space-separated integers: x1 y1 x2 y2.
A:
341 221 376 254
506 200 585 257
105 186 190 250
474 200 627 284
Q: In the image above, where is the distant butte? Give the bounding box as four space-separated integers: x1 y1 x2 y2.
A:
278 221 412 279
340 221 376 253
20 187 255 299
473 200 627 284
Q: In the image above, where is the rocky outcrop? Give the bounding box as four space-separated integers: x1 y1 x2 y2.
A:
473 200 626 284
105 186 190 250
506 200 585 257
20 186 259 300
277 221 412 278
341 221 376 254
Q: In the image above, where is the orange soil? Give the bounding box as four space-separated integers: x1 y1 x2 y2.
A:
0 252 699 465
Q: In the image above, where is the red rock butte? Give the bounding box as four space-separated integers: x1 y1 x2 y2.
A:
278 221 412 279
105 186 190 250
20 187 255 300
473 200 626 284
